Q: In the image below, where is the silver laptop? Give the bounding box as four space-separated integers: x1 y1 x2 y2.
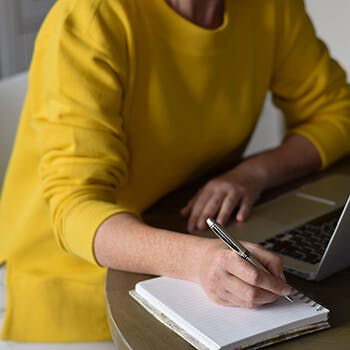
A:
227 173 350 281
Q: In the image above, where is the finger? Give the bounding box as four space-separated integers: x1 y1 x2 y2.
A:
203 270 259 307
244 242 285 278
236 194 256 222
208 271 278 307
242 245 291 294
180 197 196 217
280 271 287 282
196 193 225 230
180 206 190 217
226 251 291 297
219 289 262 308
206 293 234 307
222 272 279 306
181 187 205 217
216 194 241 226
187 190 213 232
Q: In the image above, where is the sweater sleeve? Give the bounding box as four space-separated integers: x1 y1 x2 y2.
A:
30 1 133 264
271 0 350 168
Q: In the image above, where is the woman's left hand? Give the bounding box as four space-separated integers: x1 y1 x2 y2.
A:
181 163 267 232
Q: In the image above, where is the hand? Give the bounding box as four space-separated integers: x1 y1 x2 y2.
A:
181 164 266 232
196 239 291 308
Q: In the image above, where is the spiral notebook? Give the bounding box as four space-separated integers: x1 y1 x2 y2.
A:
130 277 330 350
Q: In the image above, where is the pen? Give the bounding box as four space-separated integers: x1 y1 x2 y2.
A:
206 217 294 303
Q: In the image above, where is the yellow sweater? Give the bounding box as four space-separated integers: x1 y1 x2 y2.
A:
1 0 350 341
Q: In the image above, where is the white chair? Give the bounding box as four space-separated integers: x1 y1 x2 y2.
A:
0 71 28 188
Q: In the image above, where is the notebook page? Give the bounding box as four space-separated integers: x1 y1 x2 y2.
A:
135 277 329 350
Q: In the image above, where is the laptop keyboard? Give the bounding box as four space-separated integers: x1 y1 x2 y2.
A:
259 208 343 265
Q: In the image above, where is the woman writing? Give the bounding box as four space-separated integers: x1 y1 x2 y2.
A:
0 0 349 342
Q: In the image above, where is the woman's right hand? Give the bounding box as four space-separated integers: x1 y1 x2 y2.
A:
196 239 292 308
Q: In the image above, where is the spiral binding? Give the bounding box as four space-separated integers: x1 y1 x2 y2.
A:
291 289 324 312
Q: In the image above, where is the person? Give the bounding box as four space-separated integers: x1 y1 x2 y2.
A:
0 0 350 343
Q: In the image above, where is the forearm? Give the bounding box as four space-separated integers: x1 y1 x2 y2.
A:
94 212 291 308
94 212 210 281
235 133 322 192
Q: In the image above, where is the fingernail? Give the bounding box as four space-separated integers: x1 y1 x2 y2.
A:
236 213 245 222
280 272 287 282
282 285 292 296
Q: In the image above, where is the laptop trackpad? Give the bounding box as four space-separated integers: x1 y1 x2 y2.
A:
297 173 350 205
252 193 334 227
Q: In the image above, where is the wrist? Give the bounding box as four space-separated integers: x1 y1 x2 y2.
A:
228 157 270 191
191 238 225 284
187 237 218 283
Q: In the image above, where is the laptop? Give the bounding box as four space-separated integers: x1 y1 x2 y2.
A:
227 173 350 281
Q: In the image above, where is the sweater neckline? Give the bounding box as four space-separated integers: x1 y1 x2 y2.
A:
144 0 232 52
160 0 229 33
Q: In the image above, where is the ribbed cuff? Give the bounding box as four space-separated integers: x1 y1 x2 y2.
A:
288 118 350 169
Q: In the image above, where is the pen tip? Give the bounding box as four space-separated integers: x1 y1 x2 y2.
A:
285 295 294 303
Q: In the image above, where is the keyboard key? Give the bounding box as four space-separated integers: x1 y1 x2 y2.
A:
259 208 343 265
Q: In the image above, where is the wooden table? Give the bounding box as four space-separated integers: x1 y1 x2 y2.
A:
106 158 350 350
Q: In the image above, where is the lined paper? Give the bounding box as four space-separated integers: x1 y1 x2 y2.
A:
135 277 329 350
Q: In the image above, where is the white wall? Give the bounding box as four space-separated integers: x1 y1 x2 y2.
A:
0 0 55 78
244 0 350 156
306 0 350 76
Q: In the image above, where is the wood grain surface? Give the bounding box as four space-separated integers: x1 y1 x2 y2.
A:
106 157 350 350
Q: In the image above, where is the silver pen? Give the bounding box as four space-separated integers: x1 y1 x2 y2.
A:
206 218 293 303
